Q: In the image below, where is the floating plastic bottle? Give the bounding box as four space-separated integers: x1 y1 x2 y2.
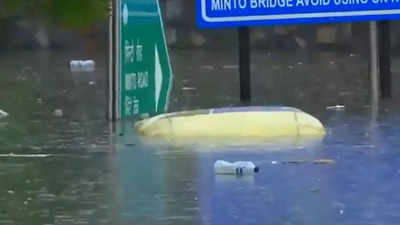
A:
70 60 96 72
53 109 63 117
214 160 259 176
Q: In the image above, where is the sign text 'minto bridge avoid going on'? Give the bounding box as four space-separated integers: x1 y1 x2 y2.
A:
196 0 400 27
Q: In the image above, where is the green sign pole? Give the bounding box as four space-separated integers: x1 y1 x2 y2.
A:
116 0 173 119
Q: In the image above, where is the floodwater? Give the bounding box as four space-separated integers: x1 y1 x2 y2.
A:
2 48 400 225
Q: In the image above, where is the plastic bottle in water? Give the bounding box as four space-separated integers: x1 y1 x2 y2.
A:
70 60 96 72
214 160 259 175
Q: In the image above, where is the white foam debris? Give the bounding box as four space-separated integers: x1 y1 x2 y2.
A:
326 105 345 111
0 110 9 119
181 87 197 91
53 109 63 117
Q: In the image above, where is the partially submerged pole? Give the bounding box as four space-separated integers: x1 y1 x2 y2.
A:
369 21 380 108
108 0 115 121
378 21 392 98
238 27 251 104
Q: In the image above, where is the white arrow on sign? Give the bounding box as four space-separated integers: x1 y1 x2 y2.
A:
154 45 162 112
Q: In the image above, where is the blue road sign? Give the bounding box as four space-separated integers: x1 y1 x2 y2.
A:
196 0 400 27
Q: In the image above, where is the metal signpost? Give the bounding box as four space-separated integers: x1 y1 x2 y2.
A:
378 21 392 98
109 0 173 120
196 0 396 103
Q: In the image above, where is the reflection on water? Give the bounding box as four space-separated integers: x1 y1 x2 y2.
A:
3 106 400 224
2 40 400 225
168 49 371 114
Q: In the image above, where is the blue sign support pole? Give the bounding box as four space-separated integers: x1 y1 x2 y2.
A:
378 21 392 98
239 27 251 104
370 21 380 107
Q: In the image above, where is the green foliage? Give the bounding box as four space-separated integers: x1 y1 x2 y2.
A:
41 0 109 28
0 0 26 18
0 0 109 28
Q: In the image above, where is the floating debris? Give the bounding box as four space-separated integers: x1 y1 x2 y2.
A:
0 110 9 119
282 159 336 165
0 153 52 158
182 87 197 91
310 187 320 193
17 76 27 81
70 60 95 72
88 81 96 85
53 109 63 117
284 160 307 164
7 190 14 194
201 65 214 70
326 105 345 111
222 65 238 69
313 159 336 164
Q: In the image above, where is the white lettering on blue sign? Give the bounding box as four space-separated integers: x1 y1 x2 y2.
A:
209 0 393 9
249 0 294 8
197 0 400 27
212 0 248 10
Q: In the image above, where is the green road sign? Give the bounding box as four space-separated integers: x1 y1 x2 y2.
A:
117 0 173 119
